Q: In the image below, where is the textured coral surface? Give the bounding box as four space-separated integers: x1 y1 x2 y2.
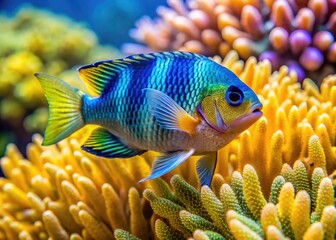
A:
127 0 336 83
0 52 335 239
140 168 335 240
0 133 335 240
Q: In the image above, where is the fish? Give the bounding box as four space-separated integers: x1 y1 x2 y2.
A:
35 51 263 187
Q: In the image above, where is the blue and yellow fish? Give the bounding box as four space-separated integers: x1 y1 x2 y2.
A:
35 51 262 186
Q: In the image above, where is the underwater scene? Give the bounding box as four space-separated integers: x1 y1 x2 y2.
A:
0 0 335 239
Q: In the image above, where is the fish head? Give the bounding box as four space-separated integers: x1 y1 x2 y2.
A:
197 82 263 134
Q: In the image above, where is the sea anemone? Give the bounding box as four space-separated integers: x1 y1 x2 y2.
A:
0 8 120 156
126 0 336 83
0 52 335 239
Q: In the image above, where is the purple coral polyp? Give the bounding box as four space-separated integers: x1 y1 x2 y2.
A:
300 47 324 71
289 30 312 55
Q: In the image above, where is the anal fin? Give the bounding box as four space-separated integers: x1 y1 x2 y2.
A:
82 128 145 158
139 149 195 182
197 152 217 187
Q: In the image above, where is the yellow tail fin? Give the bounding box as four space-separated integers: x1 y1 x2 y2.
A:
35 73 85 145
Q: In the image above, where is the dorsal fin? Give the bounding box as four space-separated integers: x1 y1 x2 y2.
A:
78 57 148 96
78 51 205 96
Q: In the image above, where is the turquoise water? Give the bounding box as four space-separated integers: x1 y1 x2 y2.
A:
0 0 166 47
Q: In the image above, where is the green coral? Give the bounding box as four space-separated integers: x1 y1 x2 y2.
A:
242 165 267 220
179 210 220 233
292 160 311 195
219 184 243 215
230 171 253 218
143 189 188 234
155 219 184 240
291 191 311 240
268 175 286 205
171 175 209 220
116 162 336 239
277 182 295 238
260 203 281 234
311 168 326 209
114 229 140 240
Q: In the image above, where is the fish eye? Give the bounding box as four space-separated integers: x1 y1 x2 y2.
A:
226 86 244 106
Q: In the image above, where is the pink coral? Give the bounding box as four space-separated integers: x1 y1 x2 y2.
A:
126 0 336 84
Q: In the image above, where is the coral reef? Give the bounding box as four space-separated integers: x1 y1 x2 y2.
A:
0 127 173 239
0 136 335 239
0 52 335 239
0 8 120 156
127 0 336 83
139 166 335 240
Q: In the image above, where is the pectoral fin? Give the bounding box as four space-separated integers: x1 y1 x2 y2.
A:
82 128 145 158
139 149 195 182
143 88 199 135
196 152 217 187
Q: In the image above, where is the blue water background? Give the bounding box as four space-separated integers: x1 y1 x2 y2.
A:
0 0 167 48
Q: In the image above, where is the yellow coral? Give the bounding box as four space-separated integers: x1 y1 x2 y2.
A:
0 131 152 239
213 51 336 195
302 222 324 240
0 132 335 239
129 187 149 239
42 210 69 240
291 191 311 240
260 203 281 234
266 225 286 240
101 183 128 231
320 206 336 240
228 218 262 240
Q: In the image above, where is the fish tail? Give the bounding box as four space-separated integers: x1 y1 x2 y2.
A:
35 73 85 145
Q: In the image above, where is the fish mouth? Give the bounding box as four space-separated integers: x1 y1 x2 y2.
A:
197 102 263 134
230 103 263 133
250 103 263 114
